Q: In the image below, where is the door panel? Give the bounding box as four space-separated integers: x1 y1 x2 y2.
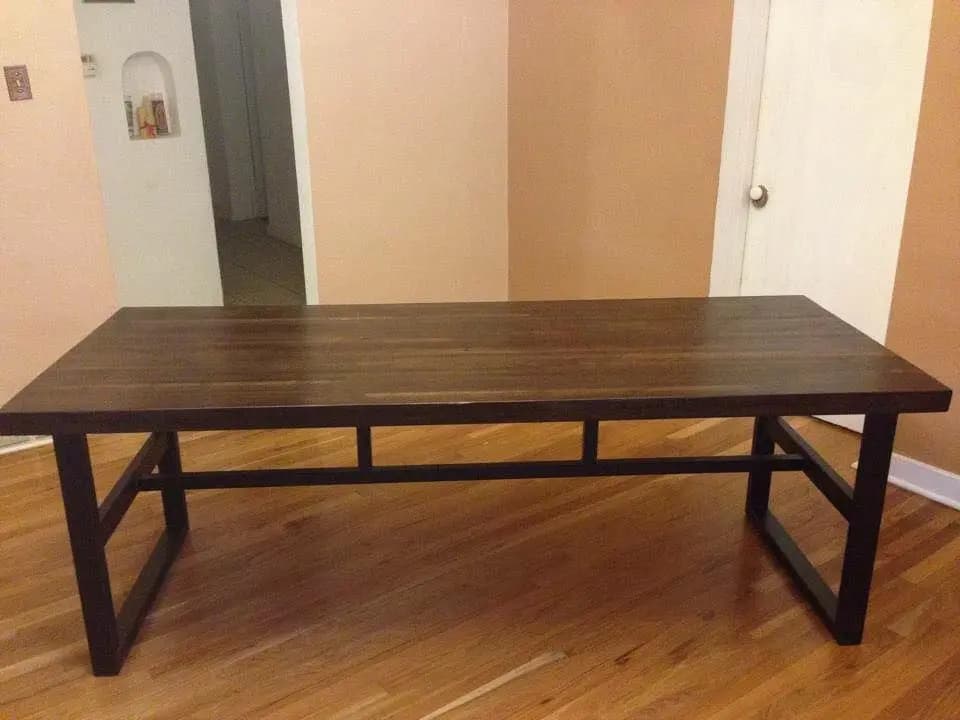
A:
741 0 932 345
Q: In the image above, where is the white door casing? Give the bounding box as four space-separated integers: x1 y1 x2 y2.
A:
709 0 772 298
280 0 320 303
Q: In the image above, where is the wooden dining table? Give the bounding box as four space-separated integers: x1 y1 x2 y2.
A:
0 296 951 675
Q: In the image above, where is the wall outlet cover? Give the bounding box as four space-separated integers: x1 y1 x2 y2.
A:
81 54 99 78
5 65 32 101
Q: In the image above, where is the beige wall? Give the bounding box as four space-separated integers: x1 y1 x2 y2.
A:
886 0 960 473
5 1 955 479
297 0 508 303
0 2 117 404
508 1 733 300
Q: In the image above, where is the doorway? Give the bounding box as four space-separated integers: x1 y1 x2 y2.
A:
190 0 305 305
74 0 317 308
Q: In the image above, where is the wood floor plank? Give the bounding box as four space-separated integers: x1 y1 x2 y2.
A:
0 419 958 719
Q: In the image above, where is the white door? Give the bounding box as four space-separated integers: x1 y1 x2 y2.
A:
738 0 933 430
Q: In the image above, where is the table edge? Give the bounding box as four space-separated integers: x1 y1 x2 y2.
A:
0 389 950 436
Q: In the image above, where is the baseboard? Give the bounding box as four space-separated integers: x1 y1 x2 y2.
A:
0 435 52 456
886 453 960 511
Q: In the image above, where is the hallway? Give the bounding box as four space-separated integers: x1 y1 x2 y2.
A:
216 219 305 306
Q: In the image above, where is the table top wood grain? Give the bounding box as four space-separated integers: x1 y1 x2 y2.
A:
0 296 950 434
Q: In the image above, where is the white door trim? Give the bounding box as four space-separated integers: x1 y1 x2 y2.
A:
709 0 771 296
281 0 320 304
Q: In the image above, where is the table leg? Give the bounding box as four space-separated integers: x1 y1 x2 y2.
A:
158 432 189 532
53 434 122 675
745 414 899 644
745 416 774 518
834 413 898 644
54 432 189 675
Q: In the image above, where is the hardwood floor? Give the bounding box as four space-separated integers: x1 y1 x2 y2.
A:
1 419 958 719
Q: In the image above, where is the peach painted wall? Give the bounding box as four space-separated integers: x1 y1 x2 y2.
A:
297 0 509 303
508 1 733 300
886 0 960 473
0 2 118 405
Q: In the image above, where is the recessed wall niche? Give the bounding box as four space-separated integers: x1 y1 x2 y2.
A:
121 51 179 139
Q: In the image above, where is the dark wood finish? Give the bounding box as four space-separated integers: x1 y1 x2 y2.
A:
158 432 188 533
581 420 599 463
53 435 121 675
356 426 372 470
745 416 774 518
114 528 186 668
99 431 167 541
5 298 951 675
765 416 855 519
0 297 950 435
137 453 808 491
746 413 901 646
834 413 898 644
52 432 189 676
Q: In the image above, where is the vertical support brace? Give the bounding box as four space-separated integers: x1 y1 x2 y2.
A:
357 426 373 470
834 413 898 644
582 420 599 464
158 432 188 532
745 416 774 519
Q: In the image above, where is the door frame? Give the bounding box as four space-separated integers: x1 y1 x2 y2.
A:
709 0 771 296
280 0 320 304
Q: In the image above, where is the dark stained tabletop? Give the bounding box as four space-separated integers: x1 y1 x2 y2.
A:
0 297 950 434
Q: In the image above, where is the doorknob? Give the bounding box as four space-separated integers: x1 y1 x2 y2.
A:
749 184 769 208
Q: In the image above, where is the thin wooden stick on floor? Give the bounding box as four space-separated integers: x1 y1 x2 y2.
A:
418 651 568 720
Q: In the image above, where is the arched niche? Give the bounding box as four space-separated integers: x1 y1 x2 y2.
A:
121 51 180 139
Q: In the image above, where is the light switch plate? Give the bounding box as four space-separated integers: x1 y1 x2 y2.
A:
4 65 32 101
81 54 98 78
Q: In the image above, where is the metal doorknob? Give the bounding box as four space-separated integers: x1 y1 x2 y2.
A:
749 184 769 208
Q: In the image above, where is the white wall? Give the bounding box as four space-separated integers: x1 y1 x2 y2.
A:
249 0 301 246
75 0 223 306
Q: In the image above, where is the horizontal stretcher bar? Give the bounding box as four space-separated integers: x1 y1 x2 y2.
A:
138 453 806 491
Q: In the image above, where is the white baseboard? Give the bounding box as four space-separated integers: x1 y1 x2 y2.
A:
886 453 960 511
0 436 52 456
